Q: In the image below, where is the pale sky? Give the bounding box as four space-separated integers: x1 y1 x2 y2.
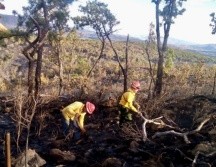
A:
1 0 216 44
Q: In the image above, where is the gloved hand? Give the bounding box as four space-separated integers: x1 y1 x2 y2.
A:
134 102 140 110
137 110 142 116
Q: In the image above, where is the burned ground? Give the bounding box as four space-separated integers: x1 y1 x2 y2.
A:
0 95 216 167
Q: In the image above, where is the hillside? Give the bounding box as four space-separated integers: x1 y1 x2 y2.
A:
168 39 216 57
0 14 17 29
181 44 216 57
79 29 216 57
0 37 215 87
0 38 216 166
1 15 216 167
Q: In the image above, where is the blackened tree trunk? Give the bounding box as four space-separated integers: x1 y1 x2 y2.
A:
28 59 35 96
154 0 163 96
212 71 216 95
35 46 43 98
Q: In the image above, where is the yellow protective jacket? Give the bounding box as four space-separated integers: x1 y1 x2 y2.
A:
62 101 86 130
119 88 138 113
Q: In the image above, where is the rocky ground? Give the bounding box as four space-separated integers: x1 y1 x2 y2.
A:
0 95 216 167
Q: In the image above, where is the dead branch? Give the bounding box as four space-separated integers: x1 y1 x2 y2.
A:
1 97 16 103
206 151 216 157
191 117 210 133
153 130 190 143
152 117 211 144
192 151 212 167
163 116 178 127
139 114 176 141
192 151 200 167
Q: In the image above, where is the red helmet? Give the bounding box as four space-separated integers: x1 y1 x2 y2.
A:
86 101 95 114
131 81 141 90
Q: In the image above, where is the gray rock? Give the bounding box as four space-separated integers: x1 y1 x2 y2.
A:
13 149 46 167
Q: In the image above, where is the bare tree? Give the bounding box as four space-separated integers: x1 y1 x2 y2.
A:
152 0 187 96
17 0 75 98
12 0 75 160
72 0 120 78
145 23 157 99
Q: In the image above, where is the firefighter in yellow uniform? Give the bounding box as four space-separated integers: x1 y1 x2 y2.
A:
118 81 141 125
61 101 95 136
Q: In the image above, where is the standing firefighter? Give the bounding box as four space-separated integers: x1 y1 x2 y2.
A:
61 101 95 137
118 81 142 126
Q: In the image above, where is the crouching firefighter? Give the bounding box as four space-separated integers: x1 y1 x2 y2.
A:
118 81 142 126
61 101 95 138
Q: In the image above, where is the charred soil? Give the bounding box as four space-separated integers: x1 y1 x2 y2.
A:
0 95 216 167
